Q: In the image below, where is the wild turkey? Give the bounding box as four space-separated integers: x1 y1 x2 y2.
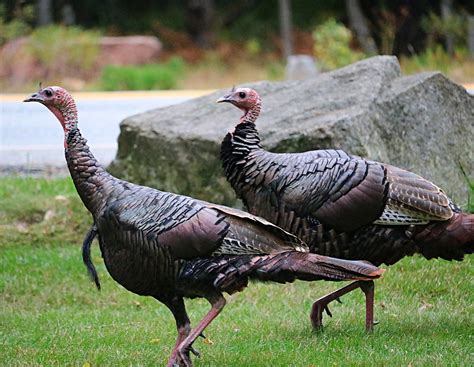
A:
24 86 384 367
218 86 473 329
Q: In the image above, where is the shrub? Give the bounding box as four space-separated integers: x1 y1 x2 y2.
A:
100 57 185 91
399 45 468 75
313 18 366 70
422 11 468 49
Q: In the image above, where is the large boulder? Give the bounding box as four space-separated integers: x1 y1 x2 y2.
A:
109 56 474 207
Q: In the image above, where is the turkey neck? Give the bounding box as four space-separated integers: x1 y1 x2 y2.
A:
65 128 114 216
221 120 263 193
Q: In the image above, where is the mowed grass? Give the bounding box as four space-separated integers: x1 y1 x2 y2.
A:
0 177 473 366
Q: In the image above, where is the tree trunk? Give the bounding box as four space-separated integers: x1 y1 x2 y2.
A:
468 15 474 58
441 0 454 56
186 0 215 48
278 0 293 60
37 0 53 26
345 0 378 55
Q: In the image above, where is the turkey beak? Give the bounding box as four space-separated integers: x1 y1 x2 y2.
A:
24 92 44 103
216 94 233 104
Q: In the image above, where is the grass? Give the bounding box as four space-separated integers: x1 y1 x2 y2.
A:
1 177 473 366
100 58 186 91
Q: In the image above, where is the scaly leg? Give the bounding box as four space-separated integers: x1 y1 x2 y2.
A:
360 280 375 332
162 297 191 367
310 280 376 331
177 294 226 367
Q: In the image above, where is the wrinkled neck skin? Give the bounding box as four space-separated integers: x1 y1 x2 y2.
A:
46 100 78 148
49 102 112 216
239 102 261 125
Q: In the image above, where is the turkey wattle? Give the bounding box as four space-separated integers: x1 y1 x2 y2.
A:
24 86 384 366
218 86 473 329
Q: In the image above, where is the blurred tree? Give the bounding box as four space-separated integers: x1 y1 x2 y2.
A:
278 0 293 58
441 0 454 54
186 0 215 48
37 0 52 25
345 0 377 54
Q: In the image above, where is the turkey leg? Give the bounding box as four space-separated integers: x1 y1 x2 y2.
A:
175 294 226 367
164 297 191 367
310 280 375 331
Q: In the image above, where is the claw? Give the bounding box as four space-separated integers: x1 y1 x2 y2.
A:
336 297 342 304
199 332 206 339
177 349 193 367
324 305 333 318
177 343 199 367
189 345 200 357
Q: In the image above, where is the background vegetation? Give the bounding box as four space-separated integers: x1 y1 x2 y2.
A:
1 1 474 91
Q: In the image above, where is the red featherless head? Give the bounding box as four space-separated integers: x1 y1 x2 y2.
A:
217 87 261 124
24 86 78 135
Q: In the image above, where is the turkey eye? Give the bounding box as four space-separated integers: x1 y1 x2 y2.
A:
44 89 53 97
239 92 246 98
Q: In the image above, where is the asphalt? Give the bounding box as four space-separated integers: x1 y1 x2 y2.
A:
0 90 212 174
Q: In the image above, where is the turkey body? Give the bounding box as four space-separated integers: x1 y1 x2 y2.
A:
221 120 474 267
67 128 371 301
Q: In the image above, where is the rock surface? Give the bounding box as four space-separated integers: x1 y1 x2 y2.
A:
109 56 474 207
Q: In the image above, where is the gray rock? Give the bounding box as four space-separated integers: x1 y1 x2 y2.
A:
109 56 474 207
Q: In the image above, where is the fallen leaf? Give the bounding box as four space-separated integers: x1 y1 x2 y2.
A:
82 362 92 367
150 338 160 344
203 337 214 345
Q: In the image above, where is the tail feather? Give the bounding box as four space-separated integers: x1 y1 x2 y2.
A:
181 252 383 295
254 251 384 283
82 225 101 290
415 212 474 261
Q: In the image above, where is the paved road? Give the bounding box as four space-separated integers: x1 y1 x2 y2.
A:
0 91 209 170
1 86 472 173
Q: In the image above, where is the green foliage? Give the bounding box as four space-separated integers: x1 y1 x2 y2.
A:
0 3 34 45
27 25 100 75
265 60 285 80
0 176 473 365
399 45 467 75
244 38 262 56
313 18 366 70
422 11 468 49
100 57 185 91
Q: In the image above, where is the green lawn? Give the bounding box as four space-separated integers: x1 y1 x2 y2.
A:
1 177 473 366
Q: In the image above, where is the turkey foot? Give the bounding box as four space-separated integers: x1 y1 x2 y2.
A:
176 295 226 367
310 280 375 331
